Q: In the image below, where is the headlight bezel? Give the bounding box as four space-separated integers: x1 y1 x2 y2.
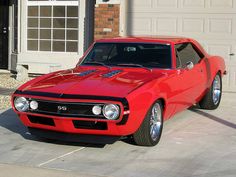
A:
14 97 30 112
102 104 120 120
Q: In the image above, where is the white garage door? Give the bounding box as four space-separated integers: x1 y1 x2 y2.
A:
127 0 236 92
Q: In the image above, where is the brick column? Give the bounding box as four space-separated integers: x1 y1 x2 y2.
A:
94 4 120 40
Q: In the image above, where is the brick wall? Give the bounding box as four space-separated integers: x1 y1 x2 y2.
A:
94 4 120 40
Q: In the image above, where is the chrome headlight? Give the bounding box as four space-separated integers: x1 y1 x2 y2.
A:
14 97 29 112
103 104 120 120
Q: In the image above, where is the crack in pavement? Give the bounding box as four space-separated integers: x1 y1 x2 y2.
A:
37 147 86 167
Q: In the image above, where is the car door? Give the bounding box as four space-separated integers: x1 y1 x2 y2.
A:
173 42 206 112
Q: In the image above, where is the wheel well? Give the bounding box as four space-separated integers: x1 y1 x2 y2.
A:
214 70 222 80
157 98 166 112
133 97 166 136
147 98 166 118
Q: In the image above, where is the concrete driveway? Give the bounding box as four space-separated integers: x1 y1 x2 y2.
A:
0 93 235 177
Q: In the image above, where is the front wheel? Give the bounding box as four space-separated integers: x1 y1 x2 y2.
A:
133 100 163 146
199 73 222 110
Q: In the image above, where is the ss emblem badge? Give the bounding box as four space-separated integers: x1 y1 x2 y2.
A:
57 106 67 111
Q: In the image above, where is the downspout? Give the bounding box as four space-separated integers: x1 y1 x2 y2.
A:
79 0 95 56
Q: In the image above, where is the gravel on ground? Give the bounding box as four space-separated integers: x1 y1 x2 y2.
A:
0 73 31 110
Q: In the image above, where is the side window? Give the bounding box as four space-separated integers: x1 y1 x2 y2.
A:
175 43 202 68
175 49 181 68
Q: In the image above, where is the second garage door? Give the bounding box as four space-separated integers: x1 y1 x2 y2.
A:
127 0 236 92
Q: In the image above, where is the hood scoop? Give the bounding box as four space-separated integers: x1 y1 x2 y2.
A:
77 69 97 77
103 70 122 78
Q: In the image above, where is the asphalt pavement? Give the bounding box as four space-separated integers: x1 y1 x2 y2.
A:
0 93 235 177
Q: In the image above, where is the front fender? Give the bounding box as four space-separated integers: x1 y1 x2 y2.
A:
119 79 167 135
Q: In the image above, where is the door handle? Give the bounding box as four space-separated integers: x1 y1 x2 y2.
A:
229 53 235 56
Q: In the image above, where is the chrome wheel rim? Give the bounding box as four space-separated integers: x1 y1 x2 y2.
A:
212 75 221 105
150 103 162 141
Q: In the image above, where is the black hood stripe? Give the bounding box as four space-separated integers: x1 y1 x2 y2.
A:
14 90 127 104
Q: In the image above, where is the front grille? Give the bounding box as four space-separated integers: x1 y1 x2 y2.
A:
29 100 105 119
73 120 108 130
28 115 55 126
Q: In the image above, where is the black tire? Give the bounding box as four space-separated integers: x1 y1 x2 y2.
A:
133 100 163 146
199 73 222 110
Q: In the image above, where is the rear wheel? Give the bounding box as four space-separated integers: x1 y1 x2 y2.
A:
199 73 222 110
133 100 163 146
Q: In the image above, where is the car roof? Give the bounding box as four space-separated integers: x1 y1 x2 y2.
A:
96 36 192 44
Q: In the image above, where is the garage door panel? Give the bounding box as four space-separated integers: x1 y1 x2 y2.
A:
203 40 236 61
224 66 236 92
131 14 235 39
157 18 177 32
131 0 152 7
223 73 230 92
130 0 236 13
209 19 232 34
207 44 231 60
183 0 205 8
154 0 178 7
232 69 236 89
129 0 236 92
183 19 204 33
209 0 234 8
129 0 236 13
131 18 153 34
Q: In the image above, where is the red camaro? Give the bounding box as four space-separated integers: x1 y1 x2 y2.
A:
12 36 226 146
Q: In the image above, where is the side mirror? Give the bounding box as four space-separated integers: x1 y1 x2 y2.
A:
186 61 194 70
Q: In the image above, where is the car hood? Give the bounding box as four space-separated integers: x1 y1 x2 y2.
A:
22 67 167 98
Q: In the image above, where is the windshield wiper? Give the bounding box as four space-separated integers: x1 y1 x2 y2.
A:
82 62 110 69
116 63 152 72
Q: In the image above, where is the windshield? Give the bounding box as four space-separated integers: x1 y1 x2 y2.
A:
81 43 172 68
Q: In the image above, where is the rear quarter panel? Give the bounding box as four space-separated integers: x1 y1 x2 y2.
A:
191 39 226 87
205 56 226 88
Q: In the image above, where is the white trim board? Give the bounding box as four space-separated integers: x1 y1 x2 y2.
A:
27 1 79 6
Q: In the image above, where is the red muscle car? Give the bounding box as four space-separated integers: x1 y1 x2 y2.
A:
12 36 226 146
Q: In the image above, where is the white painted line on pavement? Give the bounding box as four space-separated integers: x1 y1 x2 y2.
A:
37 147 86 167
